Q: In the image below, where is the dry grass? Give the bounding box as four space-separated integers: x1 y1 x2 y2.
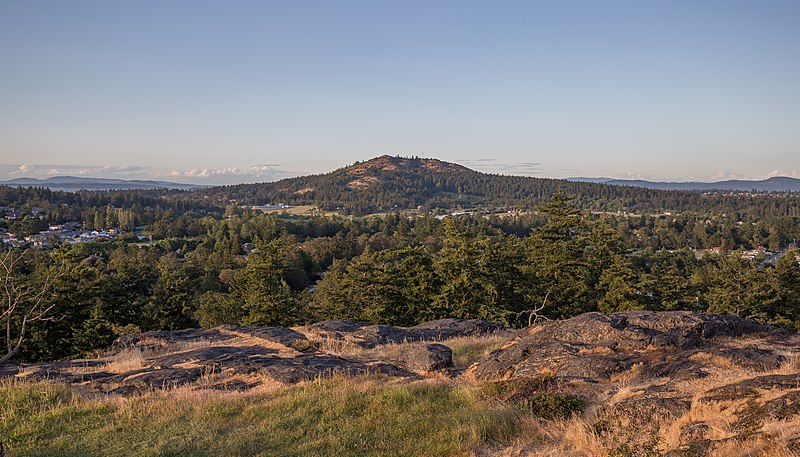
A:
447 334 511 367
315 336 372 358
103 348 147 373
656 357 800 455
607 362 646 385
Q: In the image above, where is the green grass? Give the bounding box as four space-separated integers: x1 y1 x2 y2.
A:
0 377 524 457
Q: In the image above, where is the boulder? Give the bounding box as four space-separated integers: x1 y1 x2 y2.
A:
400 344 453 373
735 391 800 431
19 359 114 383
304 320 371 341
17 342 415 394
97 367 212 395
679 421 710 445
255 353 412 384
609 396 693 419
344 324 409 348
148 345 279 369
0 362 19 380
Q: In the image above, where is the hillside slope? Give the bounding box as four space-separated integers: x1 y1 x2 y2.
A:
197 155 800 216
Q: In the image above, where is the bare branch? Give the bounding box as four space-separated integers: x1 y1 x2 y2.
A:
515 290 551 327
528 291 551 327
1 248 64 364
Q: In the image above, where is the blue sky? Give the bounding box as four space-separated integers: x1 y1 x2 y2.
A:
2 1 799 184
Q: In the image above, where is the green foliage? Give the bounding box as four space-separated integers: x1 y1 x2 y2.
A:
70 308 116 357
232 240 299 327
598 255 644 313
770 249 800 329
310 247 441 325
143 254 198 330
481 377 585 420
705 254 778 319
309 221 532 325
524 195 595 318
195 291 245 328
3 188 800 364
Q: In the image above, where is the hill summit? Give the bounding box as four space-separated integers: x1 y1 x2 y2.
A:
200 154 584 214
341 155 472 190
346 155 470 175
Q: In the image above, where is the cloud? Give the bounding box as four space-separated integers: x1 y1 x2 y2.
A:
0 163 298 185
765 169 800 179
5 164 152 178
677 170 800 182
610 171 657 180
162 165 295 184
458 158 496 164
470 162 543 176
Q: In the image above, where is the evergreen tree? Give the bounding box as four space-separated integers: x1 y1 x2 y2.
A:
233 240 298 327
144 254 197 330
524 194 594 318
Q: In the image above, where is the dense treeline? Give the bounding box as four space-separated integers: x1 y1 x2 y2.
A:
0 186 223 236
2 194 799 363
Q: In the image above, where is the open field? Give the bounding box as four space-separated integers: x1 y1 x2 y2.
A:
251 205 341 217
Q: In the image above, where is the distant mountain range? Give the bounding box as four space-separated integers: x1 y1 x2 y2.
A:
568 176 800 192
0 176 206 191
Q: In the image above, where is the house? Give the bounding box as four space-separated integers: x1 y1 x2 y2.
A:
80 254 105 266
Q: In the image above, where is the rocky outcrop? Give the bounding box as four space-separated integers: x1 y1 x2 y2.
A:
7 318 501 395
472 311 784 381
111 327 234 351
303 318 505 348
4 311 798 455
471 311 800 455
218 325 314 351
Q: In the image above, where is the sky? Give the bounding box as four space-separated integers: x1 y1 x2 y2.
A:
1 1 800 184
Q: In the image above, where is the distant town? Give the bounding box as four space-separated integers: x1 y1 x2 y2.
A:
0 205 137 248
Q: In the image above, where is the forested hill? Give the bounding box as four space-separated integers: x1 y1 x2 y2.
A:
197 155 800 217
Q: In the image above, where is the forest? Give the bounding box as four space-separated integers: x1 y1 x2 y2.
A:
2 183 800 364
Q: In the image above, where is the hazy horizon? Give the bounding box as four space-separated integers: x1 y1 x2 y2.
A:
2 1 799 184
2 156 800 186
